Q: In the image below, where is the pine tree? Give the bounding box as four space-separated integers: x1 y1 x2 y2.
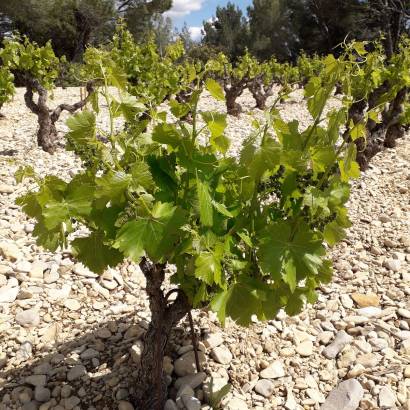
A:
203 2 249 60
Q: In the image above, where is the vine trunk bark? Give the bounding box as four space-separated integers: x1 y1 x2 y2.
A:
224 77 247 117
135 258 191 410
23 79 94 153
248 76 274 110
344 85 407 170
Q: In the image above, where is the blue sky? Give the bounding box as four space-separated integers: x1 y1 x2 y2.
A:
165 0 253 40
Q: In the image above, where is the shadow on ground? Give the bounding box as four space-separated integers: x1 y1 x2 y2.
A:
0 149 18 157
0 311 195 410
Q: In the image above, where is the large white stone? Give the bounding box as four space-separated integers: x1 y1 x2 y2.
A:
0 285 19 303
285 388 299 410
226 397 248 410
322 331 352 359
47 284 71 300
254 379 274 397
378 386 396 408
15 309 40 327
34 386 51 402
203 332 224 349
0 241 22 261
29 261 45 279
296 340 314 357
130 340 144 364
64 298 81 311
398 308 410 319
383 259 401 272
320 379 364 410
118 401 134 410
73 263 98 278
181 394 201 410
401 339 410 355
0 184 14 194
80 348 99 360
259 360 285 379
211 345 232 365
174 350 206 377
164 400 178 410
174 372 206 390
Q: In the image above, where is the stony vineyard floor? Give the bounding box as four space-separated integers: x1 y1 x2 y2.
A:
0 88 409 410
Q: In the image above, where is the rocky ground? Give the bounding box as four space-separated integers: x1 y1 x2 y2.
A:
0 88 409 410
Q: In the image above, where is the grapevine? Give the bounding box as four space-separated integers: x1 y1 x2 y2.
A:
0 36 93 152
5 22 410 409
15 44 369 408
0 66 15 117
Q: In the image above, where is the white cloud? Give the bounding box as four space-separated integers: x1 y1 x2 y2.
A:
189 26 203 42
165 0 205 18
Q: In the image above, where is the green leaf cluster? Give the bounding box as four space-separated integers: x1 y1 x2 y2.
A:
0 66 15 108
0 36 61 89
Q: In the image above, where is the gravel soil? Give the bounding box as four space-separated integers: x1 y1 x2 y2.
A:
0 87 409 410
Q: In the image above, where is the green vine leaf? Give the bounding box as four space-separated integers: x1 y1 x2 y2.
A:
205 78 225 101
114 202 186 262
196 177 214 227
257 221 325 287
72 232 123 274
66 110 96 145
323 221 346 247
195 247 223 286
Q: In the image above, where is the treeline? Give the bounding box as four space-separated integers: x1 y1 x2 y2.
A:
1 0 409 64
202 0 410 61
0 0 173 61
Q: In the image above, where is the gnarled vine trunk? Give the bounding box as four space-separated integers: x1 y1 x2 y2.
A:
23 79 94 153
224 77 247 117
248 75 274 110
358 87 407 169
134 258 191 410
344 84 408 170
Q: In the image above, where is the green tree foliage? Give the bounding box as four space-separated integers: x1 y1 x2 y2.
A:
0 36 60 89
296 52 325 86
118 0 172 41
0 0 115 61
247 0 299 61
177 23 196 52
359 0 410 57
186 43 221 64
203 2 249 60
295 0 366 55
205 0 409 61
0 0 172 61
105 24 197 113
151 13 174 56
246 0 361 59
